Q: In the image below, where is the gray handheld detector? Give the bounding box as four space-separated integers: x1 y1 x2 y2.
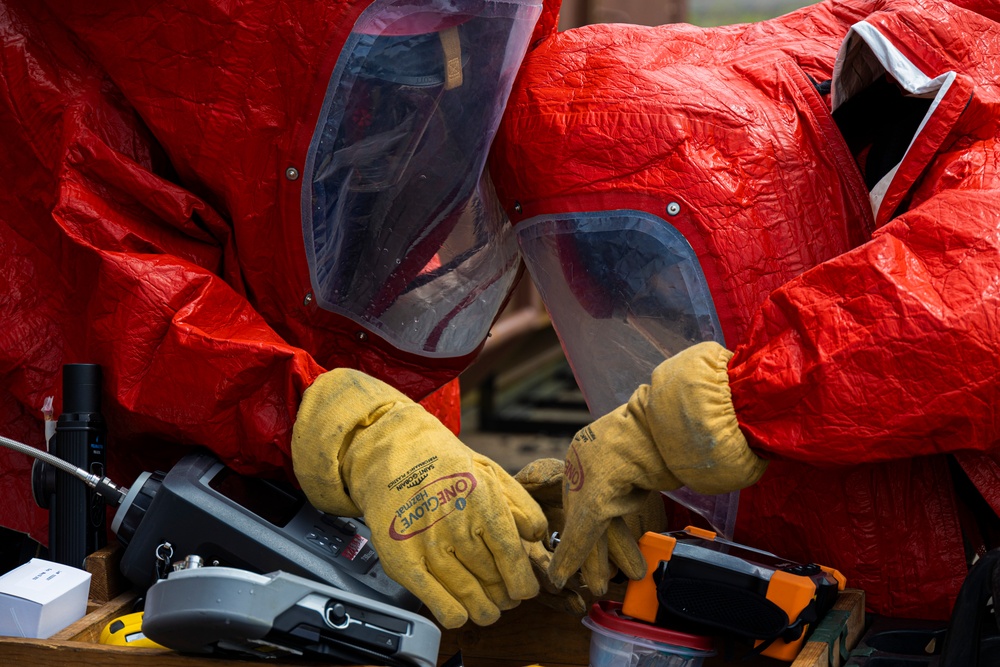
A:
142 565 440 667
111 450 419 610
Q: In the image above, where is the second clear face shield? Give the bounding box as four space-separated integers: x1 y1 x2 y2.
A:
517 210 740 538
301 0 542 359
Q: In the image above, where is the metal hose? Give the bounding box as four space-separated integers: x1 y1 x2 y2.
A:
0 434 80 476
0 433 129 504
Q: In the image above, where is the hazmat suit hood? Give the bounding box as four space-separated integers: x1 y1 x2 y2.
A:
491 15 878 376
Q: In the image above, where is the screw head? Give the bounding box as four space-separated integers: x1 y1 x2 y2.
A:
356 331 368 342
666 202 681 216
285 167 300 181
303 292 313 306
513 201 523 214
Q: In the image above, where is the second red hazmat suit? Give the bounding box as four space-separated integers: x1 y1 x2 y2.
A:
490 0 1000 619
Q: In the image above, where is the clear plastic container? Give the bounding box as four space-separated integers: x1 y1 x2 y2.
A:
583 601 715 667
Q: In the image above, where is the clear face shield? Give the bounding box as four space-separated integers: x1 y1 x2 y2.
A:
302 0 541 358
517 210 741 538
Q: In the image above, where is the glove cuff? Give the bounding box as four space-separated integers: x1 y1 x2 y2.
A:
291 368 372 516
646 342 768 494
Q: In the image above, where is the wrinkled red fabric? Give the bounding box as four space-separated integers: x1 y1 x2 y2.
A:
490 0 1000 619
0 0 558 544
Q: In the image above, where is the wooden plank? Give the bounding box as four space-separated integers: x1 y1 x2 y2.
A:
51 591 136 643
789 588 867 667
834 589 866 654
792 642 831 667
436 596 593 666
585 0 686 25
0 638 338 667
800 588 866 667
84 543 128 605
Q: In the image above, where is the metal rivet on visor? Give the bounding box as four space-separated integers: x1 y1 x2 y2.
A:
513 201 523 214
285 167 300 181
303 292 314 306
666 202 681 216
356 331 368 342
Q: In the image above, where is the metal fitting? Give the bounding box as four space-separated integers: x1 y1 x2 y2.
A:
173 554 205 571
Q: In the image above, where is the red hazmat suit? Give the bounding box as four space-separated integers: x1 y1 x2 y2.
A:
0 0 559 544
490 0 1000 619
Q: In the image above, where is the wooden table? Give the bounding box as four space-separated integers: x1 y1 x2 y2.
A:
437 585 865 667
0 547 866 667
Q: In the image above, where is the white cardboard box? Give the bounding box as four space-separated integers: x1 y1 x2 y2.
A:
0 558 91 638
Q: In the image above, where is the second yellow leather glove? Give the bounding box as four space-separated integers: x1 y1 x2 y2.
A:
549 342 768 590
291 369 547 629
516 457 666 598
514 458 587 615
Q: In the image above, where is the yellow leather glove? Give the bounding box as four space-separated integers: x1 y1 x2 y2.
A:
517 458 666 598
549 342 768 590
515 458 587 616
291 369 547 629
